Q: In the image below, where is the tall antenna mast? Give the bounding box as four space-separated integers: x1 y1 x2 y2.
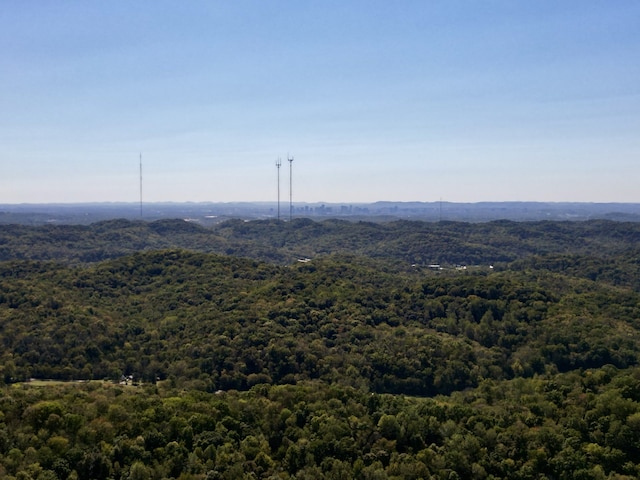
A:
139 153 143 218
276 157 282 220
288 154 294 221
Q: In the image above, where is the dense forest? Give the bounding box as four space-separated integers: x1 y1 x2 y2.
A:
2 217 640 267
1 218 640 478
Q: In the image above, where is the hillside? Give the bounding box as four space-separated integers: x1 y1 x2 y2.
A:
2 250 639 394
2 219 640 288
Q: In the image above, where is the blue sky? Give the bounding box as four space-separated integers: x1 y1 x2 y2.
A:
1 1 639 203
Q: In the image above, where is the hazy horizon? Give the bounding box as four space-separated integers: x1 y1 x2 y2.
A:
2 2 639 204
3 200 640 207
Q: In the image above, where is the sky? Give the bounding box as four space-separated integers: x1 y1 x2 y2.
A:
1 1 639 204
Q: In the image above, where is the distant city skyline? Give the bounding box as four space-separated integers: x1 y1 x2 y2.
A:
1 2 639 204
2 201 640 226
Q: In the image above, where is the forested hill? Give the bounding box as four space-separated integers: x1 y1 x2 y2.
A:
2 250 640 394
2 247 640 477
1 217 639 264
3 219 640 478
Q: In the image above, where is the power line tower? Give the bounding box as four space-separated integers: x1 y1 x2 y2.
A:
288 155 294 221
276 157 282 220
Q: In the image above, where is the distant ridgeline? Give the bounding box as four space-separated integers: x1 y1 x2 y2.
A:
1 217 640 276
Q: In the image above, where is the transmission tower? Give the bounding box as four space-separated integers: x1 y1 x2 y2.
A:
139 153 143 218
288 155 294 221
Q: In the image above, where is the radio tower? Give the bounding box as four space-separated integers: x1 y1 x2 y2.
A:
139 153 143 218
288 154 294 221
276 158 282 220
